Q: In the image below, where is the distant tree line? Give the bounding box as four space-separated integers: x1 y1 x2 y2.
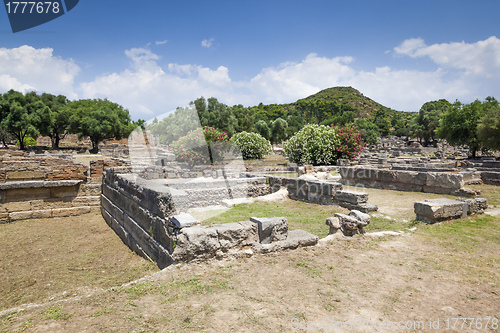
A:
2 88 499 159
0 89 140 152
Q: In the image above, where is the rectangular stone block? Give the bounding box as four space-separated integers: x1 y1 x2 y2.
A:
335 190 368 204
52 206 91 217
9 211 33 221
250 216 288 244
172 213 198 228
2 201 31 212
414 198 466 223
50 186 79 198
31 209 52 219
6 188 51 201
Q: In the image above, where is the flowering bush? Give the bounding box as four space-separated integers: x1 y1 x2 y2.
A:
230 131 272 160
283 124 365 165
170 126 229 167
333 123 365 160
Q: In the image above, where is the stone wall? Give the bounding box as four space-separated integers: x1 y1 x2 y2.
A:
101 167 318 268
266 176 343 205
0 157 123 223
0 156 88 182
0 179 101 223
339 166 479 196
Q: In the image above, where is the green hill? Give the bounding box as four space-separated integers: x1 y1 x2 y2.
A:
291 86 392 118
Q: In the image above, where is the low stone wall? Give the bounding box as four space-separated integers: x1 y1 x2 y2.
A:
266 176 343 205
481 171 500 186
0 156 87 182
0 157 125 223
339 166 479 196
101 167 318 268
0 180 101 223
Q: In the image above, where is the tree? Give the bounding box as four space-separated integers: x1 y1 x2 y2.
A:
69 98 134 153
353 118 380 145
0 90 42 150
270 118 288 144
232 104 255 133
436 99 486 158
410 99 450 146
36 93 72 149
254 120 271 140
373 107 391 137
195 97 237 136
477 97 500 151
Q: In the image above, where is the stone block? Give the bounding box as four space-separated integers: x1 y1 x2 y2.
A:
172 213 199 229
250 216 288 244
9 211 33 221
414 198 466 223
325 216 341 234
6 187 51 201
334 213 364 236
173 226 221 262
335 190 368 204
52 206 91 217
50 186 79 198
349 210 371 227
259 229 318 253
2 201 31 212
214 221 258 250
31 209 52 219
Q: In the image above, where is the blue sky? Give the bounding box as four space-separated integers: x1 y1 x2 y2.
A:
1 0 499 119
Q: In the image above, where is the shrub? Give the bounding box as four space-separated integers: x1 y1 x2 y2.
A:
230 131 272 160
283 124 365 165
170 126 229 167
15 136 37 147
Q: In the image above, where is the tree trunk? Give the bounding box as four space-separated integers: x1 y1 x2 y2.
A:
51 135 60 149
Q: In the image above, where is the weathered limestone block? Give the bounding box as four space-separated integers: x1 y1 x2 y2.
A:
414 198 466 223
456 197 488 215
334 213 365 236
172 226 221 262
348 210 371 228
214 221 258 250
52 206 91 217
325 216 341 235
258 229 318 253
250 217 288 244
9 211 33 221
31 209 52 219
335 190 368 204
172 213 199 229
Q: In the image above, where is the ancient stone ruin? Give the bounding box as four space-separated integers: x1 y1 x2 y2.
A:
414 197 488 224
100 166 319 268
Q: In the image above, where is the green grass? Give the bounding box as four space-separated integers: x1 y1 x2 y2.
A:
42 306 72 320
204 198 345 238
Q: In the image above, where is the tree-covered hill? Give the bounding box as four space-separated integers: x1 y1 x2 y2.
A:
291 86 389 118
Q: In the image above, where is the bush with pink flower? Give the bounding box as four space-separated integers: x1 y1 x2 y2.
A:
170 126 229 167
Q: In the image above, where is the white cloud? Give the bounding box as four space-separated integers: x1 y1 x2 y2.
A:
201 38 214 48
394 36 500 76
155 40 168 45
1 37 499 119
0 45 79 98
